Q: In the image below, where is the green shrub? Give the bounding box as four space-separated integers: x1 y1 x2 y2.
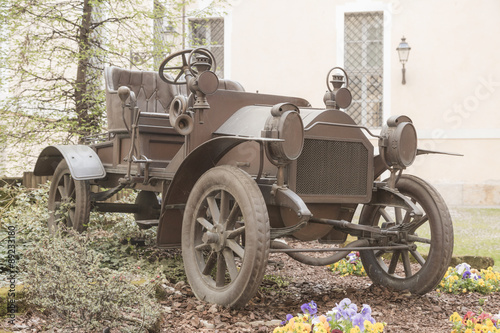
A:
0 184 50 275
0 184 166 331
0 183 50 240
20 230 162 332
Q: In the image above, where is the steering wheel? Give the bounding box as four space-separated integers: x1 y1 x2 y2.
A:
159 48 216 85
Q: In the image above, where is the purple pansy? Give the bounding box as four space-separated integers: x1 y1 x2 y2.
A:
334 298 358 320
280 313 294 325
360 304 372 317
351 304 376 330
301 301 318 315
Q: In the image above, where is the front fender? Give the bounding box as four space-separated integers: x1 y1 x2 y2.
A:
33 145 106 180
416 148 463 157
157 136 279 247
373 148 463 180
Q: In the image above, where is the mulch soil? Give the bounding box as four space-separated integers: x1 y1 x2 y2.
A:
157 241 499 333
5 239 499 333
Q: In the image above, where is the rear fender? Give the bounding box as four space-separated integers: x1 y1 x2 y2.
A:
33 145 106 180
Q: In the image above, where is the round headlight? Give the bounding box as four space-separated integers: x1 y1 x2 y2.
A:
196 70 219 95
264 109 304 165
381 121 417 168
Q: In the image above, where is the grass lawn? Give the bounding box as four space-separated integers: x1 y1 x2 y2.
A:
351 206 500 271
449 207 500 271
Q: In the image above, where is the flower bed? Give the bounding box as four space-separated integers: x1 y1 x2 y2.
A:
273 299 385 333
329 252 500 296
320 259 500 332
438 263 500 294
329 252 366 277
450 310 500 332
273 298 500 333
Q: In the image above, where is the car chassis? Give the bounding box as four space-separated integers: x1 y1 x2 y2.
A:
34 48 456 308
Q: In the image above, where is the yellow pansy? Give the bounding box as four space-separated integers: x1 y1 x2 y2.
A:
450 312 462 322
374 322 385 332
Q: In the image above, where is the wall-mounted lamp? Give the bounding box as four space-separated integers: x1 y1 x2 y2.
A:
396 36 411 85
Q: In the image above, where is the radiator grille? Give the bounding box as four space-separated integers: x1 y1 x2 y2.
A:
296 139 369 196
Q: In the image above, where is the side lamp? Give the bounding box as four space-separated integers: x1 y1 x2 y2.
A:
396 36 411 85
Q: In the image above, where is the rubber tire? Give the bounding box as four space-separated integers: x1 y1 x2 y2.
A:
48 159 91 233
359 174 454 294
182 165 270 308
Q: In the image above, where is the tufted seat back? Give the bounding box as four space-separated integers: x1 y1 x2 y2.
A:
104 66 181 132
104 66 245 133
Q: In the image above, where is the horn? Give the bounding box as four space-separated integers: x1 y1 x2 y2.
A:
174 113 194 136
169 95 188 128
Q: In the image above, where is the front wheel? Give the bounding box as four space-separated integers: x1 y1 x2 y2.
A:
182 166 270 308
359 174 453 294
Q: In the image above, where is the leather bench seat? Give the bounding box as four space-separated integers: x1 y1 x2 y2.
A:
104 66 245 134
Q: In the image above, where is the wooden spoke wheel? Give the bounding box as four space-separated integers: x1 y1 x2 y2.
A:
182 166 270 308
359 174 454 294
48 160 90 233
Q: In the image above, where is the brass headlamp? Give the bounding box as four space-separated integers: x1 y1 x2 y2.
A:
379 115 418 168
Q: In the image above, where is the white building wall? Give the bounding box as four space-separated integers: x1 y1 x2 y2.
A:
389 1 500 206
224 0 500 206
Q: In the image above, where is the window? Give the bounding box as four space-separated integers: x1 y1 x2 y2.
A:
344 12 384 127
189 18 224 77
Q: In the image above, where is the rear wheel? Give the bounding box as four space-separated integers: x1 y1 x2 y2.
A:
48 159 90 232
359 174 453 294
182 166 270 308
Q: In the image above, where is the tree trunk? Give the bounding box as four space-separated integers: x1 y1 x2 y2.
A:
74 0 93 143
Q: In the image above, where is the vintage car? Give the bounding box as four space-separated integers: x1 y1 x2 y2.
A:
34 48 455 308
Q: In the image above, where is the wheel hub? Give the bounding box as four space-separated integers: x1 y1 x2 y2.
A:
202 232 220 244
202 224 227 252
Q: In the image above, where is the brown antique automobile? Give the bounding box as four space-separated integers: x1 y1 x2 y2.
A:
34 48 455 308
